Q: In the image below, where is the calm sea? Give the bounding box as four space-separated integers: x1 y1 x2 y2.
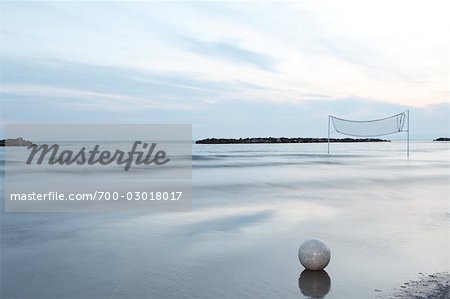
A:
1 141 449 298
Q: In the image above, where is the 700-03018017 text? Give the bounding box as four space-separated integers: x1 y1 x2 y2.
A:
100 191 184 201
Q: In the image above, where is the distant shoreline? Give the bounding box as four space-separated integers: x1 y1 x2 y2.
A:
196 137 390 144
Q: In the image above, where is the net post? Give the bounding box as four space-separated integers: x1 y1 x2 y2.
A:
327 115 330 154
407 109 410 158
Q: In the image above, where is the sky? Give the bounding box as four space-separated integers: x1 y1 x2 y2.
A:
0 0 448 139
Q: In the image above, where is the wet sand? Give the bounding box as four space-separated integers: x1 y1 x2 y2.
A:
387 272 450 299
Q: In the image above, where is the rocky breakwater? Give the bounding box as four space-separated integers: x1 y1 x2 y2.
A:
0 137 35 147
196 137 390 144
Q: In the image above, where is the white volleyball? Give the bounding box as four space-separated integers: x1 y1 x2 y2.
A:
298 239 331 270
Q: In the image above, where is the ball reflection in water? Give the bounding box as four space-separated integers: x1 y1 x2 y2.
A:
298 269 331 298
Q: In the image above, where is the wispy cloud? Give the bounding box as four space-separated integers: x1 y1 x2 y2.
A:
0 83 200 111
182 37 276 71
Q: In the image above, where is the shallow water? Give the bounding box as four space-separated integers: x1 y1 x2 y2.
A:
1 141 449 298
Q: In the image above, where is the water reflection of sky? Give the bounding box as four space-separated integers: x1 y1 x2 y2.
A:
1 142 449 298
